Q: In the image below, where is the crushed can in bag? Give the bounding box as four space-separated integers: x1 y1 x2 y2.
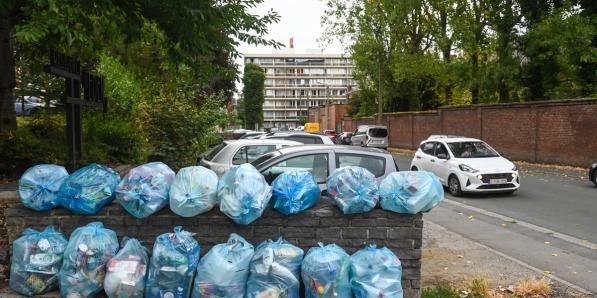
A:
326 166 379 214
350 244 403 298
217 164 272 225
379 171 444 214
271 170 320 215
192 233 254 298
246 237 304 298
145 226 200 298
57 163 120 215
104 238 149 298
170 166 218 217
302 243 351 298
9 226 68 296
116 162 175 218
58 221 119 298
19 164 69 211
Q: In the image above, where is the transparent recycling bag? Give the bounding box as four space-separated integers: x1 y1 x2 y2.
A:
170 166 218 217
19 164 69 211
271 170 320 215
326 166 379 214
145 226 200 298
246 238 304 298
116 162 175 218
217 164 272 225
57 163 120 215
103 238 149 298
192 233 254 298
350 245 403 298
302 243 351 298
58 222 119 298
9 226 68 296
379 171 444 214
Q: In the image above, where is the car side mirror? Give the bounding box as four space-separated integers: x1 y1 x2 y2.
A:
437 153 449 160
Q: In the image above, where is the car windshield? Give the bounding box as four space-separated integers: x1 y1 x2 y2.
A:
447 141 499 158
369 128 388 137
202 142 227 161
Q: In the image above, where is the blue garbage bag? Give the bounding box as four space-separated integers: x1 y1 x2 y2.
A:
192 233 254 298
57 163 120 215
58 222 119 298
145 226 200 298
9 226 68 296
302 243 351 298
19 164 69 211
350 245 403 298
271 170 320 215
246 238 304 298
379 171 444 214
116 162 175 218
170 166 218 217
104 238 149 298
326 166 379 214
217 164 272 225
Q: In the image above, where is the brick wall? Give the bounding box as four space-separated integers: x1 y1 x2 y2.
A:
1 194 423 297
313 99 597 166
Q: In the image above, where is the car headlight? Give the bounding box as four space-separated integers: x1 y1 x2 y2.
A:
512 164 518 171
459 164 479 173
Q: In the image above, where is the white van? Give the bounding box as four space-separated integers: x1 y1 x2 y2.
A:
351 125 389 150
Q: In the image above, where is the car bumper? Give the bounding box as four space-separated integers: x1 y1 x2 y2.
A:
458 171 520 193
365 142 388 148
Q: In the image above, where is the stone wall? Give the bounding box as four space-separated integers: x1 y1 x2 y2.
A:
311 98 597 167
1 193 423 297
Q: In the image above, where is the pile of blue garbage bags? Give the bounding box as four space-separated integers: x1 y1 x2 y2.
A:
19 162 443 222
10 225 405 298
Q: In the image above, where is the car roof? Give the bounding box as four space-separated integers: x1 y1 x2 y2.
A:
424 135 482 143
358 125 387 129
223 139 301 146
264 131 327 137
272 144 388 155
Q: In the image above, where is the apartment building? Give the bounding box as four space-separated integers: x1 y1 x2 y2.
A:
244 52 357 129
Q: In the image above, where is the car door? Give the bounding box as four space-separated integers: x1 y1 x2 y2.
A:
414 141 436 171
430 142 450 184
260 153 331 190
352 128 366 145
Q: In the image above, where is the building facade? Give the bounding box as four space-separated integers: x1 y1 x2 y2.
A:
244 53 356 129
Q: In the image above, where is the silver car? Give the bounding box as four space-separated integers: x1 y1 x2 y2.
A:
258 132 335 144
351 125 389 149
199 139 301 175
251 145 399 191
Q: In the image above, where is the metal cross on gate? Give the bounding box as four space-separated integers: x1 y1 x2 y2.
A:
44 51 107 171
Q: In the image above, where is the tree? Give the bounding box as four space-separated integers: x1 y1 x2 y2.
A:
242 64 265 130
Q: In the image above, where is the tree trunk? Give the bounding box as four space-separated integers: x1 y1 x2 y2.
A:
471 53 479 104
0 15 16 132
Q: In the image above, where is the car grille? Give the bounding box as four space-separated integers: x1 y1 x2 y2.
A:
481 173 513 183
477 183 516 189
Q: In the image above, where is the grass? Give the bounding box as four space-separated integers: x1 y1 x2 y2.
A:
422 277 554 298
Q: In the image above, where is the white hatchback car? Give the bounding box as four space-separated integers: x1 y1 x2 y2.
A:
410 136 520 196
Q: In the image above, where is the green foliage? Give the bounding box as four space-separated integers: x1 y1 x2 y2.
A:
422 285 460 298
242 63 266 129
322 0 597 110
297 116 308 126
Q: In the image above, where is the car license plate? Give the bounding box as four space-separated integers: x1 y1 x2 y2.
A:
489 178 507 184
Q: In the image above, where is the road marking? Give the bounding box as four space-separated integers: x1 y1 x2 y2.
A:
427 219 595 296
443 198 597 250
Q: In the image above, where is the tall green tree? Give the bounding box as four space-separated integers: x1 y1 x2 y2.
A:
242 63 265 129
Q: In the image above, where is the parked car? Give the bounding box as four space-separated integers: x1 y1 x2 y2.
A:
335 132 353 145
238 131 266 139
410 135 520 196
14 96 44 116
198 139 301 175
350 125 389 150
258 132 335 144
590 161 597 187
323 130 337 139
251 145 399 190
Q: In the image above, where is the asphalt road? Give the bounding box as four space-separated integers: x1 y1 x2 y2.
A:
393 153 597 294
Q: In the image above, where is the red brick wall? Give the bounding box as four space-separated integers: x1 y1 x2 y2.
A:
313 99 597 166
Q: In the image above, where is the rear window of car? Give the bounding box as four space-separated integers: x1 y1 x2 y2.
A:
421 142 435 155
337 153 386 177
368 128 388 138
202 142 227 161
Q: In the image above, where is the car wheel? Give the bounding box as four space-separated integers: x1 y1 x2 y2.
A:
592 171 597 187
411 166 418 171
448 175 462 196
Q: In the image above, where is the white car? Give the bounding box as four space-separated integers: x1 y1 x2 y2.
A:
410 136 520 196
